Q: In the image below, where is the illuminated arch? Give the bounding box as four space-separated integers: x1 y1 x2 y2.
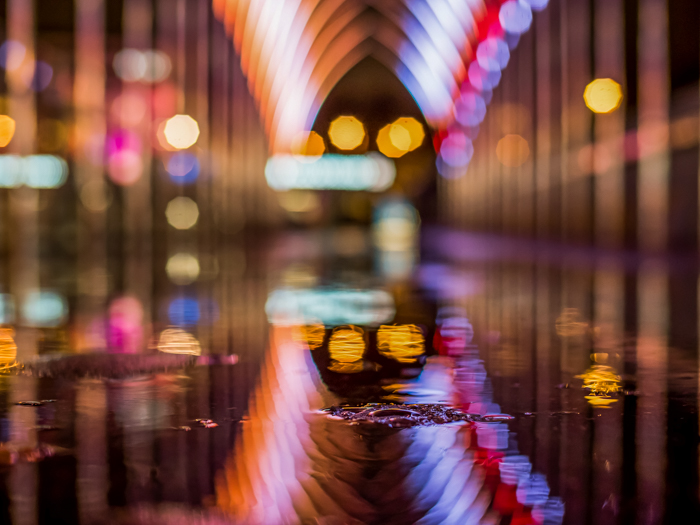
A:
213 0 547 154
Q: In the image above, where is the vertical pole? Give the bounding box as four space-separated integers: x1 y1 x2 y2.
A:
637 0 669 252
6 1 38 522
594 0 625 248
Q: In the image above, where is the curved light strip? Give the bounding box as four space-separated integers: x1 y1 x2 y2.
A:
214 0 540 154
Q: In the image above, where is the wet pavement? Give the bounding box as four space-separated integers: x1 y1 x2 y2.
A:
0 227 698 524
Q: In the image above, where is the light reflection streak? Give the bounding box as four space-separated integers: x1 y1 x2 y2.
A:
377 324 425 363
215 309 564 524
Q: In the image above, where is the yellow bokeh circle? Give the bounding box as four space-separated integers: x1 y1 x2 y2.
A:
584 78 623 114
328 116 365 151
0 115 16 148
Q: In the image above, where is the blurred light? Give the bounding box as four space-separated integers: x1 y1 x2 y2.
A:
0 115 16 147
37 119 68 152
377 117 424 158
291 131 325 159
496 134 530 167
373 199 420 252
0 328 17 368
0 155 69 188
113 49 147 82
377 324 425 363
106 129 141 156
265 288 395 326
584 78 623 114
166 253 200 285
476 38 510 72
295 323 325 350
377 124 407 158
0 156 22 187
468 62 501 91
107 150 143 186
141 50 172 82
516 473 551 507
152 84 178 119
113 49 172 83
454 93 486 127
277 190 321 213
23 155 69 188
22 291 68 327
576 365 621 407
499 0 533 34
165 197 199 229
110 93 148 127
328 116 365 151
80 180 113 212
21 61 53 92
0 41 26 71
0 294 15 324
389 122 411 151
439 131 474 168
328 325 365 373
265 153 395 192
392 117 424 151
168 297 200 326
108 297 144 353
163 114 200 149
555 308 588 337
165 152 200 184
157 328 201 356
523 0 550 12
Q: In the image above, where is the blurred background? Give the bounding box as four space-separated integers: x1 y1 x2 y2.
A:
0 0 700 523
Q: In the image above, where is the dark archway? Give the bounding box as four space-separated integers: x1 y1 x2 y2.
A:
312 57 438 223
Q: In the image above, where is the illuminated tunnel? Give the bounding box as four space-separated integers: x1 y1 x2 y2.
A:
212 0 549 175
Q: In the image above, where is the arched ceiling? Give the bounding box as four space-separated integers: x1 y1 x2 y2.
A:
212 0 548 156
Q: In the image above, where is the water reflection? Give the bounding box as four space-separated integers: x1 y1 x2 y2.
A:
0 229 695 521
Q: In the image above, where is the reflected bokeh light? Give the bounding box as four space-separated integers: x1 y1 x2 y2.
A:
157 328 201 356
377 324 425 364
0 328 17 370
22 291 68 328
328 325 365 373
576 363 622 407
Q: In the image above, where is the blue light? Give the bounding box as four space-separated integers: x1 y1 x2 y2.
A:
168 297 201 326
166 152 200 185
454 92 486 127
476 38 510 72
439 132 474 168
0 40 25 70
24 61 54 92
499 0 533 35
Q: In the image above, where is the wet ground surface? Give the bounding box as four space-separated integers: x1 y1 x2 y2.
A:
0 227 698 524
